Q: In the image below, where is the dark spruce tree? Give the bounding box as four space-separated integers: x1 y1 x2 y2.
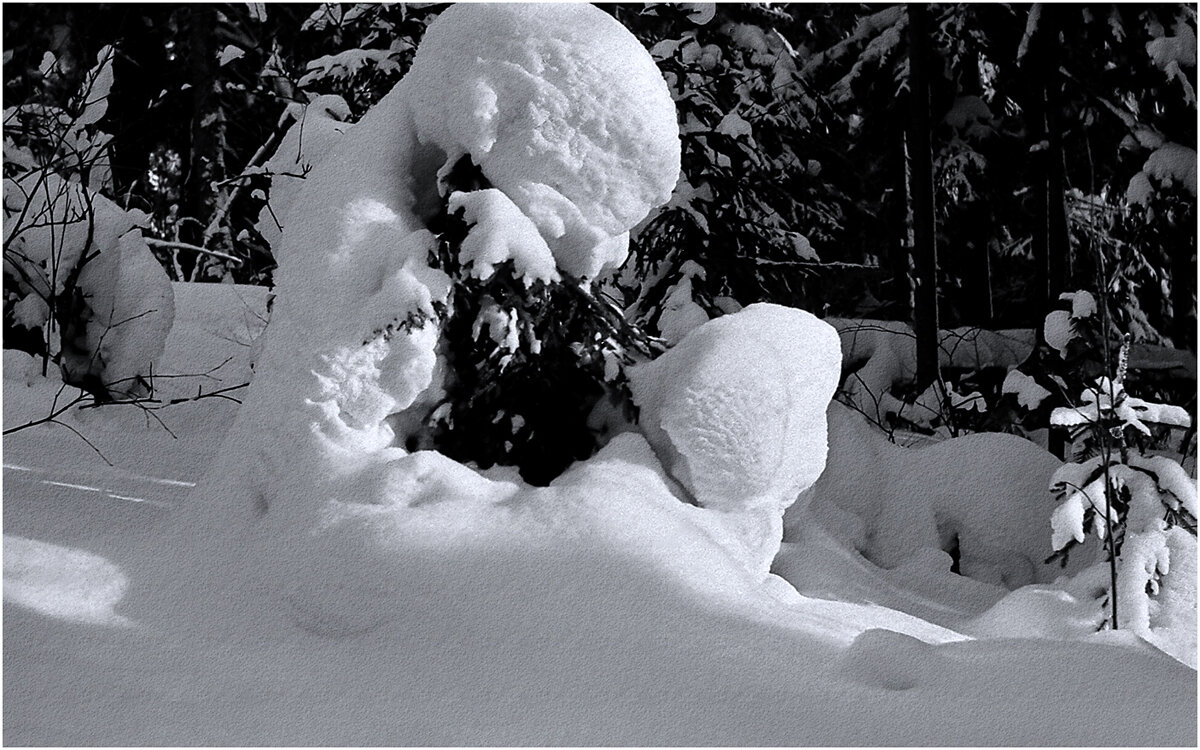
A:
418 156 653 486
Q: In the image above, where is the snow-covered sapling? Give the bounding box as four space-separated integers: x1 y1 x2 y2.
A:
1048 334 1196 633
420 157 655 485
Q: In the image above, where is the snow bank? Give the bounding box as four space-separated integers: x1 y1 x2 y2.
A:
405 3 681 279
781 401 1077 586
629 303 841 573
8 280 1198 745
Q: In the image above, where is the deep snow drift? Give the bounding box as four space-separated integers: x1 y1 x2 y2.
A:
3 4 1196 745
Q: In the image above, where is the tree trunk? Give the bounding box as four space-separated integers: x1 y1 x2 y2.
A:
1043 5 1070 303
179 4 225 279
907 3 940 389
107 7 175 202
1025 4 1069 320
1170 214 1196 351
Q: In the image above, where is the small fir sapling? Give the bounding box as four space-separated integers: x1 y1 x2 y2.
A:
1047 332 1196 632
418 156 654 486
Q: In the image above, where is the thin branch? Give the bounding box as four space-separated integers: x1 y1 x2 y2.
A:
145 237 244 264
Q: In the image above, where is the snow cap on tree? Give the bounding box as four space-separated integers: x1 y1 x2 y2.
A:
406 3 682 278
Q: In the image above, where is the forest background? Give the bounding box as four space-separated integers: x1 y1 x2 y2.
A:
3 2 1196 471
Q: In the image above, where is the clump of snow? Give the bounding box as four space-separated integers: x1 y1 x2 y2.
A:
1136 526 1197 667
446 189 560 284
1128 142 1198 205
629 303 841 573
1003 368 1052 410
1043 309 1074 357
655 260 710 345
1146 19 1197 105
1060 289 1097 319
68 228 175 395
405 3 681 279
4 172 135 301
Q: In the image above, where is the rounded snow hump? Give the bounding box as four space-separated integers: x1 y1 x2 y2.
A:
406 3 682 278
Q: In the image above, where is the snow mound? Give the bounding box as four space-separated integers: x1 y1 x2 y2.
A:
447 188 559 284
179 1 695 606
630 303 841 573
406 3 681 278
783 401 1075 586
70 228 175 395
2 172 174 396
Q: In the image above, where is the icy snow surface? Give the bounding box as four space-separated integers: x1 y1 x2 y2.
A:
4 4 1196 745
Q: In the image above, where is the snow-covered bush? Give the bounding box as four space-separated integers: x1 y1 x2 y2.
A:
420 182 655 483
3 46 175 399
251 94 352 258
1048 334 1196 657
197 2 681 527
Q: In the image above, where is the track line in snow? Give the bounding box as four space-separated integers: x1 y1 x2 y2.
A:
43 480 103 493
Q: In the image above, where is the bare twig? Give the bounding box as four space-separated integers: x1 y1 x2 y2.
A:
145 237 244 264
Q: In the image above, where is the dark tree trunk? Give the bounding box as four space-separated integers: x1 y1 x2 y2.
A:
1170 213 1197 351
1043 5 1070 303
1024 4 1070 320
179 4 225 278
907 3 940 389
955 40 994 327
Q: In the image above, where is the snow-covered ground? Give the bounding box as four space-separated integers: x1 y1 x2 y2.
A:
4 4 1195 745
4 281 1195 745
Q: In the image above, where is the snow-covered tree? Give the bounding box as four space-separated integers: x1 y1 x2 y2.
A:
1048 333 1195 648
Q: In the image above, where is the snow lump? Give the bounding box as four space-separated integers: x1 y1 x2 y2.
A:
629 303 842 573
405 3 681 279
